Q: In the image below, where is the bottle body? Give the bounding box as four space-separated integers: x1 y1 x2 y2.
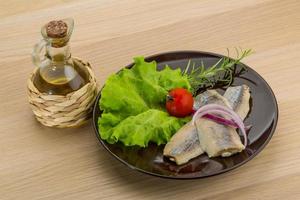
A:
32 18 90 95
33 57 90 95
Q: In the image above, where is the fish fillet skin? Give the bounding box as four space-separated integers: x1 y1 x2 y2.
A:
195 88 250 157
223 85 250 120
163 122 203 165
194 90 232 109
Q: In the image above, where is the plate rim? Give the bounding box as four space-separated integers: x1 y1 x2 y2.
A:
92 50 279 179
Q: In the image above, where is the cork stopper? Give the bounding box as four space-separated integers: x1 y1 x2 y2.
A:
46 20 68 38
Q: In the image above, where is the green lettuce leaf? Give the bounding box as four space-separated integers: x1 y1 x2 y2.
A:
98 57 191 147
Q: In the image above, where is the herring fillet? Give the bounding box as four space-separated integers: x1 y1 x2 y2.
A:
224 85 250 120
163 122 203 165
163 85 251 164
163 90 230 164
195 86 250 157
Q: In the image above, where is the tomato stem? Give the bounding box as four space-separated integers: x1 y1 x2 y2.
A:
166 95 174 101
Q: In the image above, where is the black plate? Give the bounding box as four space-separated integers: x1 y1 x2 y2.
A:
92 51 278 179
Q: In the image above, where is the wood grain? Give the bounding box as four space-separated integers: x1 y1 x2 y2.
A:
0 0 300 199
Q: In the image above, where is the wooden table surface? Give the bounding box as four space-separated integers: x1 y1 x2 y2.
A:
1 0 300 199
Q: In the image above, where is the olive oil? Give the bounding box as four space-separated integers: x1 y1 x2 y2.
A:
31 19 90 95
33 58 90 95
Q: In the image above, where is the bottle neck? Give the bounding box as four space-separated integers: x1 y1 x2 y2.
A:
46 43 71 63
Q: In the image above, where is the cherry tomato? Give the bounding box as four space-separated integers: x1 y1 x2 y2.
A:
166 88 194 117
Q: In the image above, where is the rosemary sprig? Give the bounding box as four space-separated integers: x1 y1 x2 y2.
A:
183 48 253 94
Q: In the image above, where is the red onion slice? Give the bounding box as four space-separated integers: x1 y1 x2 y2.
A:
203 113 239 128
192 104 247 146
203 114 252 131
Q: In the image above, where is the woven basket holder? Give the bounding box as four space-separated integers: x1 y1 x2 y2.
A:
27 58 98 128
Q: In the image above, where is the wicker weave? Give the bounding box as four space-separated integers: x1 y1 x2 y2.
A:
27 58 98 128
